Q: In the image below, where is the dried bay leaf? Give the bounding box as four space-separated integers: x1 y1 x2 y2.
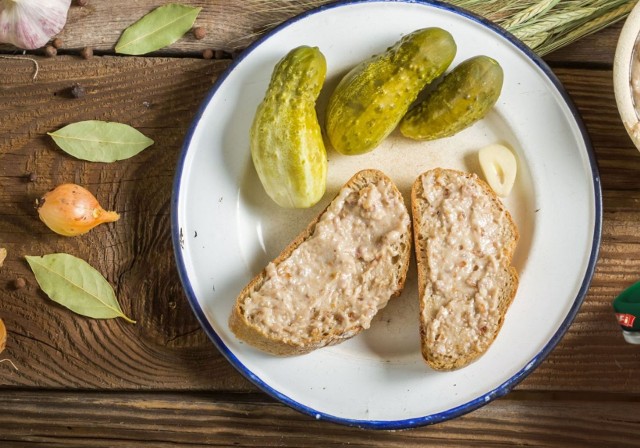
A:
26 254 135 323
115 3 202 55
48 120 153 163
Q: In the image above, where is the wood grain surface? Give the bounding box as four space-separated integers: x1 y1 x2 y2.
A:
0 55 252 391
1 391 640 447
1 0 326 54
2 0 640 444
0 0 623 63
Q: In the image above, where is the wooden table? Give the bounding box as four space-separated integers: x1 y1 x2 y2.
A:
2 1 640 446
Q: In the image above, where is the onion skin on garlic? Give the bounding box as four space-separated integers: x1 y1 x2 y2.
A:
36 183 120 237
0 318 6 354
0 0 71 50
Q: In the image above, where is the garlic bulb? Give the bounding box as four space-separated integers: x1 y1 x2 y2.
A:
0 0 71 49
37 183 120 237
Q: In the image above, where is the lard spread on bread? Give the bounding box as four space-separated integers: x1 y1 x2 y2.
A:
412 168 519 370
230 169 412 355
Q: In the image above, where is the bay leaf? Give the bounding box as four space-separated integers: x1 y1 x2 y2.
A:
115 3 202 55
26 254 135 323
47 120 154 163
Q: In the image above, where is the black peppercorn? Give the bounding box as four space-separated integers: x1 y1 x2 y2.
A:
70 83 86 99
202 49 214 60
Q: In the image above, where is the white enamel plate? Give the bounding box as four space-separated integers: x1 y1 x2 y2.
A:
172 0 602 429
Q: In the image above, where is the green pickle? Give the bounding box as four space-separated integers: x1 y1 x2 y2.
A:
400 55 504 141
250 46 328 208
326 27 457 155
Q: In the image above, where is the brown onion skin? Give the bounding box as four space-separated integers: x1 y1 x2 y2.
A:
37 183 120 236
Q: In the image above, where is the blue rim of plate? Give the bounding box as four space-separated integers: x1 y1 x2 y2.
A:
171 0 603 430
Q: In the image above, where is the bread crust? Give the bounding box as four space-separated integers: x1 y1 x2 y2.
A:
412 168 519 371
229 169 412 355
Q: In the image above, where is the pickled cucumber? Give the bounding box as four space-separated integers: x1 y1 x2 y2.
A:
326 28 456 155
400 55 503 141
250 46 328 208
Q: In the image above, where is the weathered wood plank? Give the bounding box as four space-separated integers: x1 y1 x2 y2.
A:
0 55 250 390
2 60 640 393
0 0 304 54
522 68 640 390
0 0 624 65
0 391 639 447
544 20 623 66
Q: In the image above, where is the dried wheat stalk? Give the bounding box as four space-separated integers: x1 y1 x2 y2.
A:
240 0 637 55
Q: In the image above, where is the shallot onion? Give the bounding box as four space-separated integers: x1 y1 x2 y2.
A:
36 183 120 236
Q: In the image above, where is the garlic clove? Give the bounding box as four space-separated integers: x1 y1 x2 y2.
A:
478 143 517 197
37 183 120 237
0 0 71 50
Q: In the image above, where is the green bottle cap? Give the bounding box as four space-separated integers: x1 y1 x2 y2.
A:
613 280 640 344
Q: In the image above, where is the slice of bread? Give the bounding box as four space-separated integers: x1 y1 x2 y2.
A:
230 169 412 355
412 168 519 370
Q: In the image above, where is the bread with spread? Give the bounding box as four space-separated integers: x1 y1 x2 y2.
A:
229 169 412 355
412 168 519 370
